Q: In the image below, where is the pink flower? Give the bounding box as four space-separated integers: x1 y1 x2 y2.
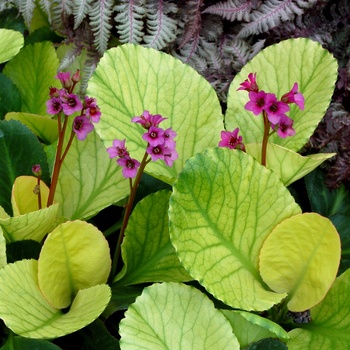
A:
218 128 245 151
72 115 94 141
265 93 290 124
237 73 259 93
49 86 60 98
272 115 296 138
71 69 81 83
56 72 72 90
117 157 140 178
142 126 165 146
86 105 101 123
46 97 63 115
245 90 268 116
163 128 177 148
132 110 166 129
146 144 165 162
163 147 178 166
84 96 97 108
60 92 83 115
281 83 305 110
107 139 129 158
32 164 42 176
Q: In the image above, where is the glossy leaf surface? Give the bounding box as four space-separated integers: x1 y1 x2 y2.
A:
0 29 24 64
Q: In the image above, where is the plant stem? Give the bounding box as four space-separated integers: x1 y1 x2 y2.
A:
109 151 151 282
261 110 270 167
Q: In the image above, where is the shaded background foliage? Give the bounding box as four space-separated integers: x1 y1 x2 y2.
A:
0 0 349 185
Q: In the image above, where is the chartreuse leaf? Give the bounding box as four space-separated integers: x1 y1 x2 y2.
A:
0 226 6 268
288 269 350 349
169 148 301 311
0 120 50 216
114 190 191 285
38 221 111 309
245 143 335 186
87 44 223 184
0 29 24 64
54 127 129 220
0 203 59 242
5 112 58 144
221 309 289 348
259 213 341 312
119 282 240 349
11 176 50 216
0 259 111 339
226 38 338 152
3 41 59 116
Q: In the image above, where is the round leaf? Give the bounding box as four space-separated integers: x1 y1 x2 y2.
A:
120 282 240 349
0 29 24 64
38 220 111 309
169 148 301 311
226 38 338 151
259 213 341 311
87 44 223 183
0 259 111 339
115 190 191 285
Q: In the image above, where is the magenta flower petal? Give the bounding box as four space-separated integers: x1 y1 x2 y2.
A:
245 91 268 116
163 147 178 166
146 144 165 162
107 139 129 158
132 110 167 129
117 157 140 178
218 128 245 150
86 105 101 123
46 97 63 115
163 127 177 148
142 126 165 146
60 92 83 116
281 83 305 110
56 72 72 89
265 93 290 124
237 73 259 92
273 115 296 138
73 115 94 141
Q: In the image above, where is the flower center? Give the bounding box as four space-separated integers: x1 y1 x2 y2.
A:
153 146 161 154
126 159 135 169
256 98 265 107
74 119 83 131
269 103 278 113
68 98 77 107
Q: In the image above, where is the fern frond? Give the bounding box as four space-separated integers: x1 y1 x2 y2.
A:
49 0 74 29
202 0 252 22
143 0 178 50
38 0 52 23
114 0 146 44
58 44 83 71
89 0 113 54
222 36 250 68
18 0 36 27
80 52 99 94
73 0 92 29
238 0 317 37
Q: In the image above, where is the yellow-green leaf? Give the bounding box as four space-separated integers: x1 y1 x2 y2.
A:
0 29 24 64
11 176 51 216
120 282 240 349
259 213 341 311
0 259 111 339
246 143 335 186
5 112 58 144
38 220 111 309
0 226 6 268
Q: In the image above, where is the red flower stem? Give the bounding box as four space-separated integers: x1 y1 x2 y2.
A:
261 110 270 167
60 130 76 164
109 151 151 281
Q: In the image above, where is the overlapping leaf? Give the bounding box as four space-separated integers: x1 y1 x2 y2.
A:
0 29 24 64
226 38 338 152
87 44 223 184
169 148 301 311
120 282 240 349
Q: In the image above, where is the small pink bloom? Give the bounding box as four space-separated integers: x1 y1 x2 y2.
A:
32 164 42 176
49 86 60 98
117 157 140 178
142 126 165 146
56 72 72 90
163 147 178 166
146 144 165 161
84 96 97 108
245 90 268 116
272 115 296 138
86 105 101 123
218 128 245 151
281 82 305 110
132 110 166 129
46 97 62 115
60 92 83 115
71 69 81 83
265 93 290 124
237 73 259 93
163 127 177 148
107 139 129 158
73 115 94 141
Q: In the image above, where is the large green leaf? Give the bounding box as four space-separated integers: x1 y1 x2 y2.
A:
114 190 191 285
0 29 24 64
221 309 289 348
259 213 341 311
2 334 62 350
169 148 301 311
0 120 50 216
226 38 338 152
38 220 111 309
0 74 22 119
245 143 334 186
0 259 111 339
119 282 240 349
6 112 58 144
54 127 129 220
87 44 223 184
288 269 350 349
3 41 59 115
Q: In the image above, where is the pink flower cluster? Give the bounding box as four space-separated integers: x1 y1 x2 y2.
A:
107 111 178 178
238 73 305 138
46 71 101 141
218 128 245 151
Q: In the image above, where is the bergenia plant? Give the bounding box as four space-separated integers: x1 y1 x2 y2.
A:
0 29 349 350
